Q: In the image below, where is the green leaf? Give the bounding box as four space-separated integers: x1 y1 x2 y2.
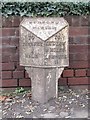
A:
1 2 90 17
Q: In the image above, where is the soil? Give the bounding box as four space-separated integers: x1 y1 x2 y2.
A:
1 86 89 118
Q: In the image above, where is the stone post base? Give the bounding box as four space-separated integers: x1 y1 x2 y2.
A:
25 67 64 103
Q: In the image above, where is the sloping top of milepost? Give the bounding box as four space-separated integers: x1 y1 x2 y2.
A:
20 17 68 41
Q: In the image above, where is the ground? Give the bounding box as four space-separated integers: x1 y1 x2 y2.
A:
0 86 89 118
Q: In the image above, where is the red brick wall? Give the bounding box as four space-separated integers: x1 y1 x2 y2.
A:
1 16 90 88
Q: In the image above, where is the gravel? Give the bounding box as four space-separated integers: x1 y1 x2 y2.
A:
1 86 89 118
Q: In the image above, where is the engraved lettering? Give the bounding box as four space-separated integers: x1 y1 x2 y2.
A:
22 42 43 46
25 53 38 58
45 41 66 47
48 55 67 59
32 26 56 30
20 18 68 67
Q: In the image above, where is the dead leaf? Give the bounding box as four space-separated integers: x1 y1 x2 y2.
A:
0 96 8 102
27 93 32 98
25 111 31 115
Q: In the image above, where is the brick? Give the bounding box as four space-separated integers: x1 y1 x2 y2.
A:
70 53 88 61
2 17 12 27
2 55 10 62
80 16 89 26
25 71 30 78
15 63 25 71
19 79 31 87
72 37 88 45
70 85 88 90
2 37 10 45
88 54 90 61
69 45 88 53
13 71 24 79
71 16 80 26
69 36 88 45
63 70 73 77
2 52 13 58
75 69 86 77
2 16 21 27
68 77 88 85
69 27 88 37
2 45 17 55
58 78 67 85
10 37 19 46
2 79 17 87
89 62 90 69
12 16 21 27
88 28 90 35
89 16 90 26
88 36 90 45
0 71 1 80
69 37 73 44
69 61 88 69
87 69 90 76
2 28 19 37
65 16 81 27
10 53 19 62
88 45 90 51
2 63 15 70
0 57 2 65
64 16 72 26
2 37 19 47
2 71 12 79
76 54 88 61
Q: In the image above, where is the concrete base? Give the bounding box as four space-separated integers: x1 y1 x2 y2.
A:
25 67 64 103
